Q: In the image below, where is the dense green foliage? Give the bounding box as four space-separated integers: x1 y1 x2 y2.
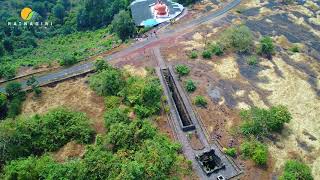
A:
1 115 189 180
3 82 26 118
194 95 207 107
104 96 122 110
175 64 191 76
111 10 136 41
224 147 237 157
0 108 94 163
240 105 292 138
90 63 162 118
120 76 162 118
0 0 132 78
280 160 313 180
240 140 268 165
185 79 197 92
89 67 126 96
258 36 274 58
219 25 253 53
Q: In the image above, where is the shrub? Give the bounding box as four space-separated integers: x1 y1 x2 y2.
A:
185 79 197 92
60 54 78 66
219 25 253 53
202 50 212 59
105 96 121 109
280 160 313 180
5 82 23 99
210 43 224 56
104 108 129 130
194 95 207 107
289 45 299 53
2 66 16 80
94 59 112 72
258 36 275 58
89 68 125 96
224 147 237 157
240 141 268 165
240 105 292 137
246 55 258 66
189 51 198 59
175 64 190 76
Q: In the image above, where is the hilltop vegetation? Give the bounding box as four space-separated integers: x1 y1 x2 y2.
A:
0 0 136 79
0 62 192 179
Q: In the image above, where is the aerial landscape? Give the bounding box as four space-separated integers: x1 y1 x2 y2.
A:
0 0 319 179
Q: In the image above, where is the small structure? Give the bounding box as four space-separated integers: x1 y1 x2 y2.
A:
130 0 184 27
196 149 225 175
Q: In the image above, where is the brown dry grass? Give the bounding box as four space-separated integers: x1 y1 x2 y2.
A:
22 77 106 134
53 141 86 162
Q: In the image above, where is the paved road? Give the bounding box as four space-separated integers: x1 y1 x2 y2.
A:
0 0 241 93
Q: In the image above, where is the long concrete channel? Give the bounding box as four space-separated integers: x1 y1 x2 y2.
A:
0 0 241 93
154 47 242 179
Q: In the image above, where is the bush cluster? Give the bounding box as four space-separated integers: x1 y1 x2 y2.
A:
280 160 313 180
219 25 253 53
90 64 162 119
240 105 292 138
240 140 268 165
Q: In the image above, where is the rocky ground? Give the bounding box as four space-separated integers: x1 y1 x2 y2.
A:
161 0 320 179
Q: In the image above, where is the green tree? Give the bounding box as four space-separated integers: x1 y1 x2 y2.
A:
240 106 292 137
111 10 136 41
60 54 78 66
53 3 65 22
258 36 274 58
5 82 23 99
219 25 253 53
89 68 125 96
280 160 313 180
3 37 14 53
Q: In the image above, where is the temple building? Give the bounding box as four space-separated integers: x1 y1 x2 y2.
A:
130 0 184 27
